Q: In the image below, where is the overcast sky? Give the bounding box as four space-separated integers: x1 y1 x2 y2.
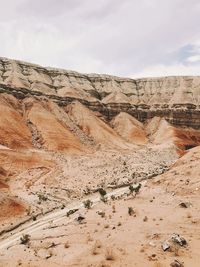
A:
1 0 200 78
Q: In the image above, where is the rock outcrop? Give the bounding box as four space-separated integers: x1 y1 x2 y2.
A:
0 57 200 128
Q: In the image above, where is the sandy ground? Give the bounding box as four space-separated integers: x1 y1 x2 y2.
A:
0 173 200 267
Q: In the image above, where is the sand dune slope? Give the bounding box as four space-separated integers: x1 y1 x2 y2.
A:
24 98 86 153
0 94 32 149
146 117 200 152
67 101 136 150
111 112 148 145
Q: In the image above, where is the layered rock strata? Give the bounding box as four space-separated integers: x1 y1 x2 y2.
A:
0 57 200 128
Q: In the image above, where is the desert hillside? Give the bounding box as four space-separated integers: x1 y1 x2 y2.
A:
0 57 200 128
0 58 200 267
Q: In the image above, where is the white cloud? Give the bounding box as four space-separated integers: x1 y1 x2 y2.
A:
133 63 200 78
187 55 200 63
0 0 200 77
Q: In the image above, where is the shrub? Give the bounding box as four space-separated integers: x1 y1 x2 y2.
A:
111 195 116 201
98 188 107 197
129 183 142 194
32 215 37 221
105 247 115 261
20 234 30 245
37 193 48 201
97 210 105 218
64 241 70 248
128 207 134 216
66 208 78 217
83 199 93 209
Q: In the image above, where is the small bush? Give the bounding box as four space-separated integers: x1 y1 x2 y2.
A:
111 195 116 201
66 208 78 217
129 183 141 194
91 240 102 255
20 234 30 245
98 188 107 197
105 247 115 261
83 199 93 209
37 193 48 201
128 207 134 216
32 215 37 221
97 210 105 218
64 241 70 248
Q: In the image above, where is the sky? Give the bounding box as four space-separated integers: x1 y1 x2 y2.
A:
1 0 200 78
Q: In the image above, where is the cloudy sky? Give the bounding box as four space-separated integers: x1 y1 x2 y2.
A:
1 0 200 77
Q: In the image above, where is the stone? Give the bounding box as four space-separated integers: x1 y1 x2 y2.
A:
161 241 170 251
171 233 187 246
170 259 184 267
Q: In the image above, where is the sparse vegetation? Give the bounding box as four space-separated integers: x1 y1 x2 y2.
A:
20 234 30 245
105 247 116 261
66 208 79 217
97 210 105 218
111 195 116 200
128 207 134 216
91 240 102 255
32 215 37 221
37 192 48 201
112 204 116 213
143 216 148 222
64 241 70 248
99 188 107 197
83 199 93 209
129 183 142 195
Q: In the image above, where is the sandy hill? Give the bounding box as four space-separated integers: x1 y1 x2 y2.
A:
0 94 32 149
24 98 86 153
111 112 148 145
146 117 200 152
67 101 136 150
153 145 200 196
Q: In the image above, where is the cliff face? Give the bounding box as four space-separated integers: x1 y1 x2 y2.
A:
0 57 200 128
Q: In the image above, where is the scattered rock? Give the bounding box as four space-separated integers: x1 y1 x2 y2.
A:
161 241 170 251
171 233 187 246
149 241 156 247
170 259 184 267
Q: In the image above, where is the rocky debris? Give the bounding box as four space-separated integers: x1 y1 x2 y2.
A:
170 259 184 267
171 234 187 246
161 241 171 251
162 234 187 252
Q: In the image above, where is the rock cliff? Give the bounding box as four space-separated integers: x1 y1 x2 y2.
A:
0 57 200 128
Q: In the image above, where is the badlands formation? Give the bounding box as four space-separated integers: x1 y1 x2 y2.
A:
0 58 200 266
